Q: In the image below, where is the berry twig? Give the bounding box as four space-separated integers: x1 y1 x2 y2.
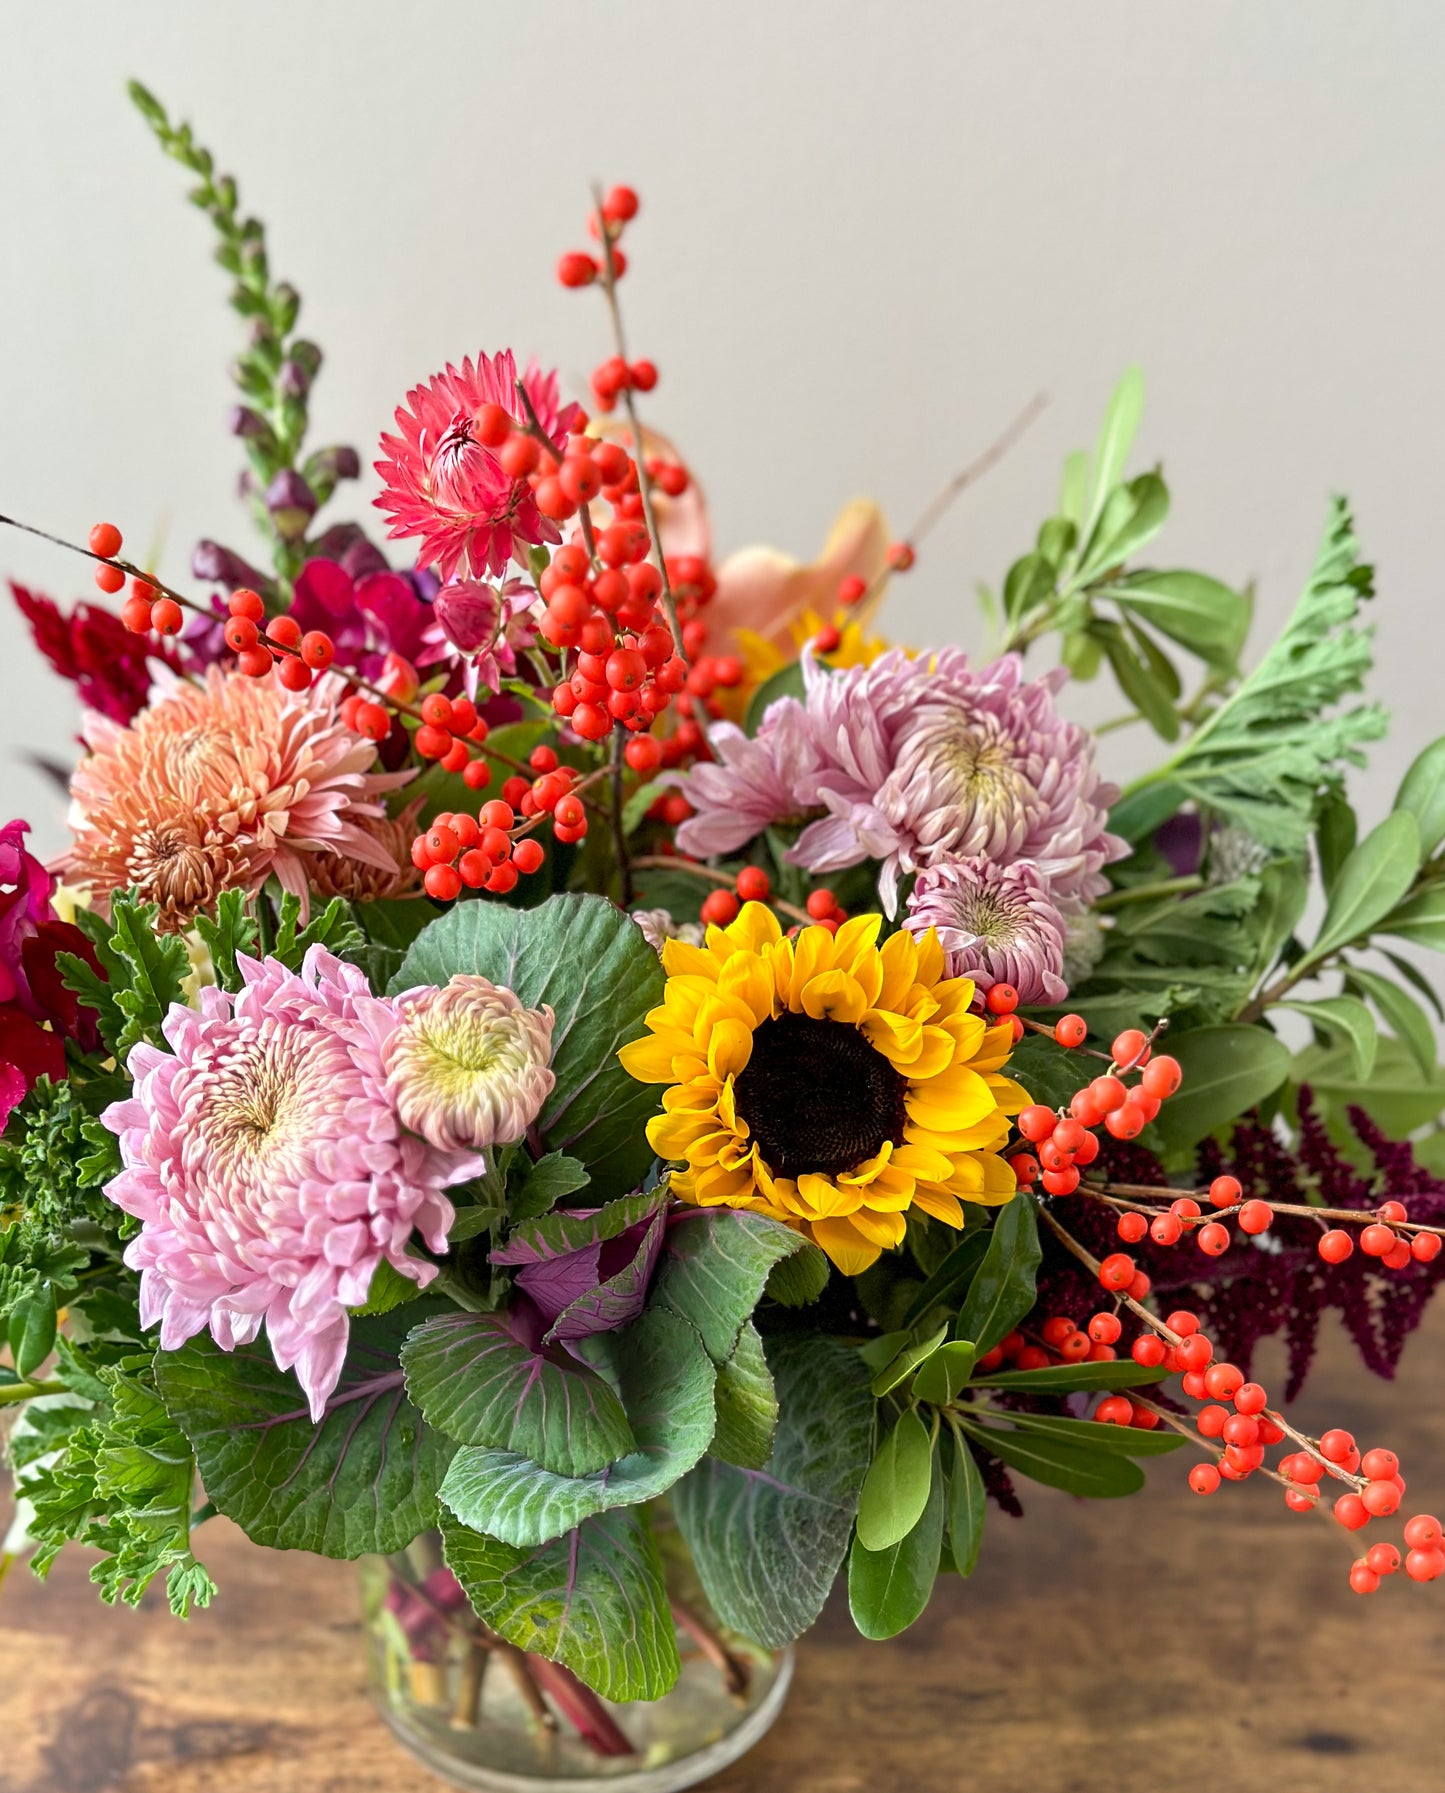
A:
630 855 812 926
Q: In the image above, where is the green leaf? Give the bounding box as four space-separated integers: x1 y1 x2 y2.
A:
1117 499 1381 854
652 1212 810 1362
1249 858 1310 982
900 1230 991 1329
764 1239 830 1307
856 1409 934 1551
1093 617 1178 740
1145 1025 1291 1153
1083 367 1144 541
948 1428 986 1576
510 1152 590 1221
1003 551 1056 627
959 1407 1185 1457
350 1258 424 1316
848 1437 945 1639
9 1288 57 1379
870 1323 949 1397
191 888 258 991
1303 811 1421 967
390 894 666 1198
64 895 191 1061
1343 965 1437 1079
441 1507 678 1702
651 1207 803 1364
1292 1036 1445 1137
155 1310 453 1557
438 1308 715 1546
968 1361 1163 1394
1396 735 1445 857
1279 996 1378 1079
622 780 666 834
710 1321 777 1469
744 661 805 736
673 1336 874 1648
268 891 364 972
1058 450 1090 526
911 1341 977 1407
1378 884 1445 952
25 1357 215 1616
1380 948 1445 1020
1109 570 1249 667
960 1421 1144 1497
954 1198 1041 1354
1314 789 1358 895
1078 471 1169 584
400 1311 634 1475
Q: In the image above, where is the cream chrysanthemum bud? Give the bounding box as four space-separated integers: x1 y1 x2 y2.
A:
384 976 555 1151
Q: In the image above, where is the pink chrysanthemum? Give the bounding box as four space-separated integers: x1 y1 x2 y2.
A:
60 666 412 931
374 352 581 581
672 702 825 858
903 858 1069 1004
384 976 555 1153
100 947 487 1420
792 647 1127 914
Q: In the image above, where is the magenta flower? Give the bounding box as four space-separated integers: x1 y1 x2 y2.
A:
100 947 488 1419
0 819 103 1130
793 647 1126 914
417 578 540 700
903 857 1069 1004
673 701 824 858
374 351 581 581
288 557 436 677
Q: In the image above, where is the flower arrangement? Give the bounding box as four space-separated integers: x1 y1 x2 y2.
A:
4 83 1445 1756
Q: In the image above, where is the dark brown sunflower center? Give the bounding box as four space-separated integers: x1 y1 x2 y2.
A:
734 1010 908 1179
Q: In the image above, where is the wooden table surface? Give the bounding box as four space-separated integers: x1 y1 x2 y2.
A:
3 1304 1443 1793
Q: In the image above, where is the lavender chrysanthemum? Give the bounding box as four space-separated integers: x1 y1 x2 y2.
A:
384 976 555 1152
903 858 1069 1004
672 702 823 859
100 947 487 1420
794 647 1126 914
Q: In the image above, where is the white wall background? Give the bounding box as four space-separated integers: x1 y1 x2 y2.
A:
2 0 1443 855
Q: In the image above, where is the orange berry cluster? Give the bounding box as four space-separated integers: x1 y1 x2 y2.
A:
94 518 342 697
1010 1025 1183 1197
407 747 587 901
555 183 640 292
1051 1282 1444 1591
1318 1199 1441 1268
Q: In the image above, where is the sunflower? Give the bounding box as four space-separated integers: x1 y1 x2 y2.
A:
618 903 1029 1274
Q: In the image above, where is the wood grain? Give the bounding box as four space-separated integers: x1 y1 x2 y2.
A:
2 1304 1442 1793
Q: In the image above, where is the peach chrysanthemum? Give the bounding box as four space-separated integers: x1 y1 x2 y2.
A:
60 666 412 930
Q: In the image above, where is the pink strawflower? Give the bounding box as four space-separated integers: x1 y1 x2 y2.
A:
903 858 1069 1004
60 666 412 931
672 702 824 858
100 947 487 1420
793 647 1126 914
374 352 581 581
384 976 555 1152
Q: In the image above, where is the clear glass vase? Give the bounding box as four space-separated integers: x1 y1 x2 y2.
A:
359 1532 794 1792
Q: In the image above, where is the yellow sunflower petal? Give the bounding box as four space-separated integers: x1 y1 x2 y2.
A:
647 1108 727 1159
718 952 776 1026
800 969 870 1024
875 930 920 1012
984 1074 1033 1115
846 1207 908 1249
860 1007 925 1066
901 1024 959 1082
707 1016 755 1081
908 1185 966 1228
786 925 837 1008
619 1032 690 1083
794 1172 858 1219
912 927 946 989
728 901 784 954
661 938 718 981
831 912 884 969
905 1067 998 1133
809 1215 883 1275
